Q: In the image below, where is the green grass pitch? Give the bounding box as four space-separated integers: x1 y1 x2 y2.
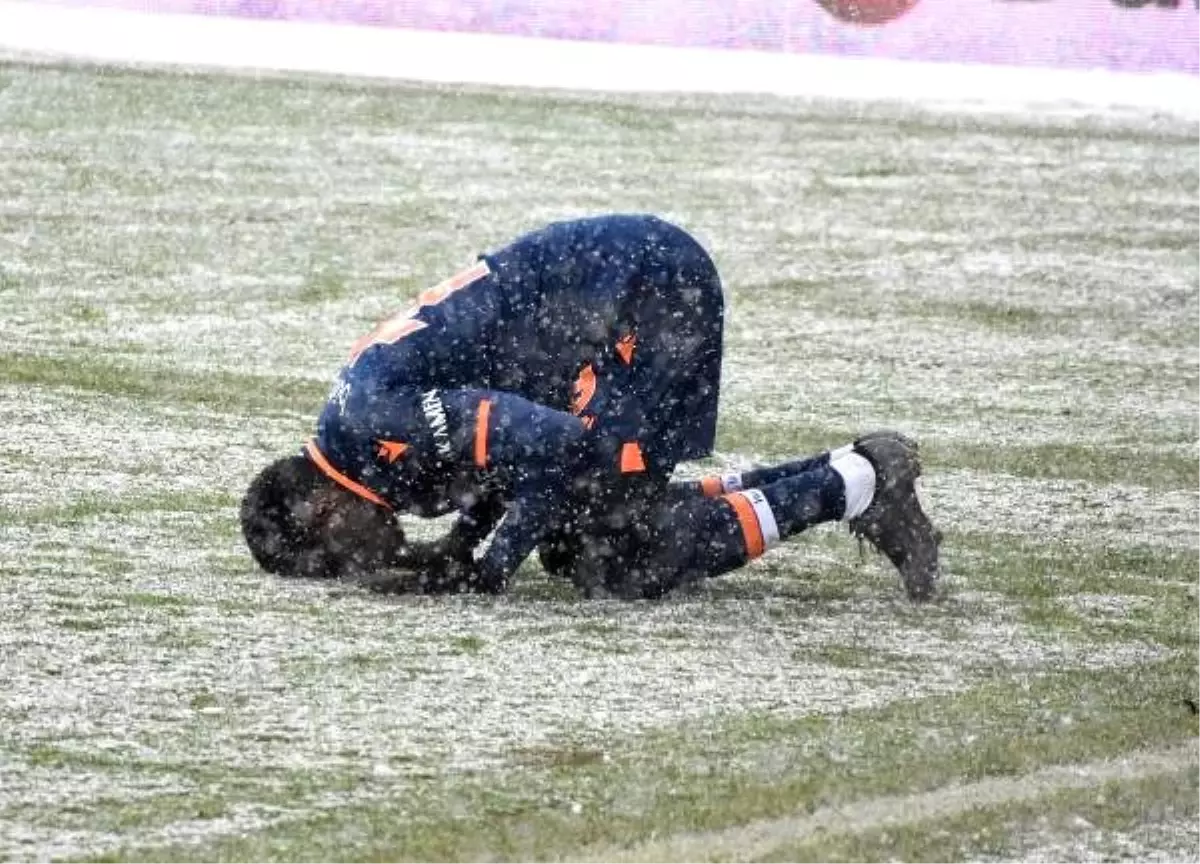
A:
0 60 1196 861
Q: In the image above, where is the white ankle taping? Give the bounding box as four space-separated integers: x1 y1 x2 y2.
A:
830 450 876 520
726 489 780 557
741 489 780 549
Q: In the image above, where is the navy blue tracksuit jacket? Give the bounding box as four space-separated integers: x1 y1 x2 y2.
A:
306 214 725 589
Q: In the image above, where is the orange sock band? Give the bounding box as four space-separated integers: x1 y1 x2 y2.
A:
723 492 765 558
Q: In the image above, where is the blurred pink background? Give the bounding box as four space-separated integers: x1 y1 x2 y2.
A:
30 0 1200 72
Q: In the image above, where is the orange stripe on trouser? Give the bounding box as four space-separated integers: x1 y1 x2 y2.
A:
474 399 492 468
304 439 390 509
723 492 765 559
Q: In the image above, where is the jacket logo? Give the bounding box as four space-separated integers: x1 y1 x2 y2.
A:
376 439 409 464
421 390 454 460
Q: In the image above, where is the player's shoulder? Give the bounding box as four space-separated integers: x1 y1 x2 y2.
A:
556 213 676 243
497 213 676 252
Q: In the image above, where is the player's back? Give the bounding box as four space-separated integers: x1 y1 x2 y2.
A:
344 213 693 405
486 213 692 406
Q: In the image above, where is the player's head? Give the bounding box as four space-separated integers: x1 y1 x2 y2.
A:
240 455 404 580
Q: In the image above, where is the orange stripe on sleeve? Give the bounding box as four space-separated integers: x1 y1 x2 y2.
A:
620 441 646 473
474 399 492 468
304 439 390 509
723 491 765 559
700 476 724 497
571 364 597 415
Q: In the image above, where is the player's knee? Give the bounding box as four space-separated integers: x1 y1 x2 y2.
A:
634 497 747 597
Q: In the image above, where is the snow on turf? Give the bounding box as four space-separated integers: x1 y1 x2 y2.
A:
0 59 1194 860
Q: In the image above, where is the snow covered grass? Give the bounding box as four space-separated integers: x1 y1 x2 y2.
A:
0 61 1196 862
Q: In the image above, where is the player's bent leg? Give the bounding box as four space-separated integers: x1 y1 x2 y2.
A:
537 473 668 597
686 453 832 499
681 432 918 500
627 460 848 598
631 431 941 601
619 495 743 599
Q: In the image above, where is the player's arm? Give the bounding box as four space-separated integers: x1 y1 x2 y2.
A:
582 329 721 480
443 390 592 593
358 496 505 596
405 494 505 568
469 491 564 593
349 387 597 595
572 342 669 474
443 494 507 558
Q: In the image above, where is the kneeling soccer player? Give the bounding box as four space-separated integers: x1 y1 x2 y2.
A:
238 213 940 600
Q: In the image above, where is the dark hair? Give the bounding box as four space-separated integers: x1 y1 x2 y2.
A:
240 455 329 576
241 454 406 580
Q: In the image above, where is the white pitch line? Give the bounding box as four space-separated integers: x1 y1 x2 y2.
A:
573 740 1200 863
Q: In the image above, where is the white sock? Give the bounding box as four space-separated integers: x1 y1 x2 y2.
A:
830 448 875 520
743 488 780 549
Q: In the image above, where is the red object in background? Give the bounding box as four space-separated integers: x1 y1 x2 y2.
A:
813 0 922 24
